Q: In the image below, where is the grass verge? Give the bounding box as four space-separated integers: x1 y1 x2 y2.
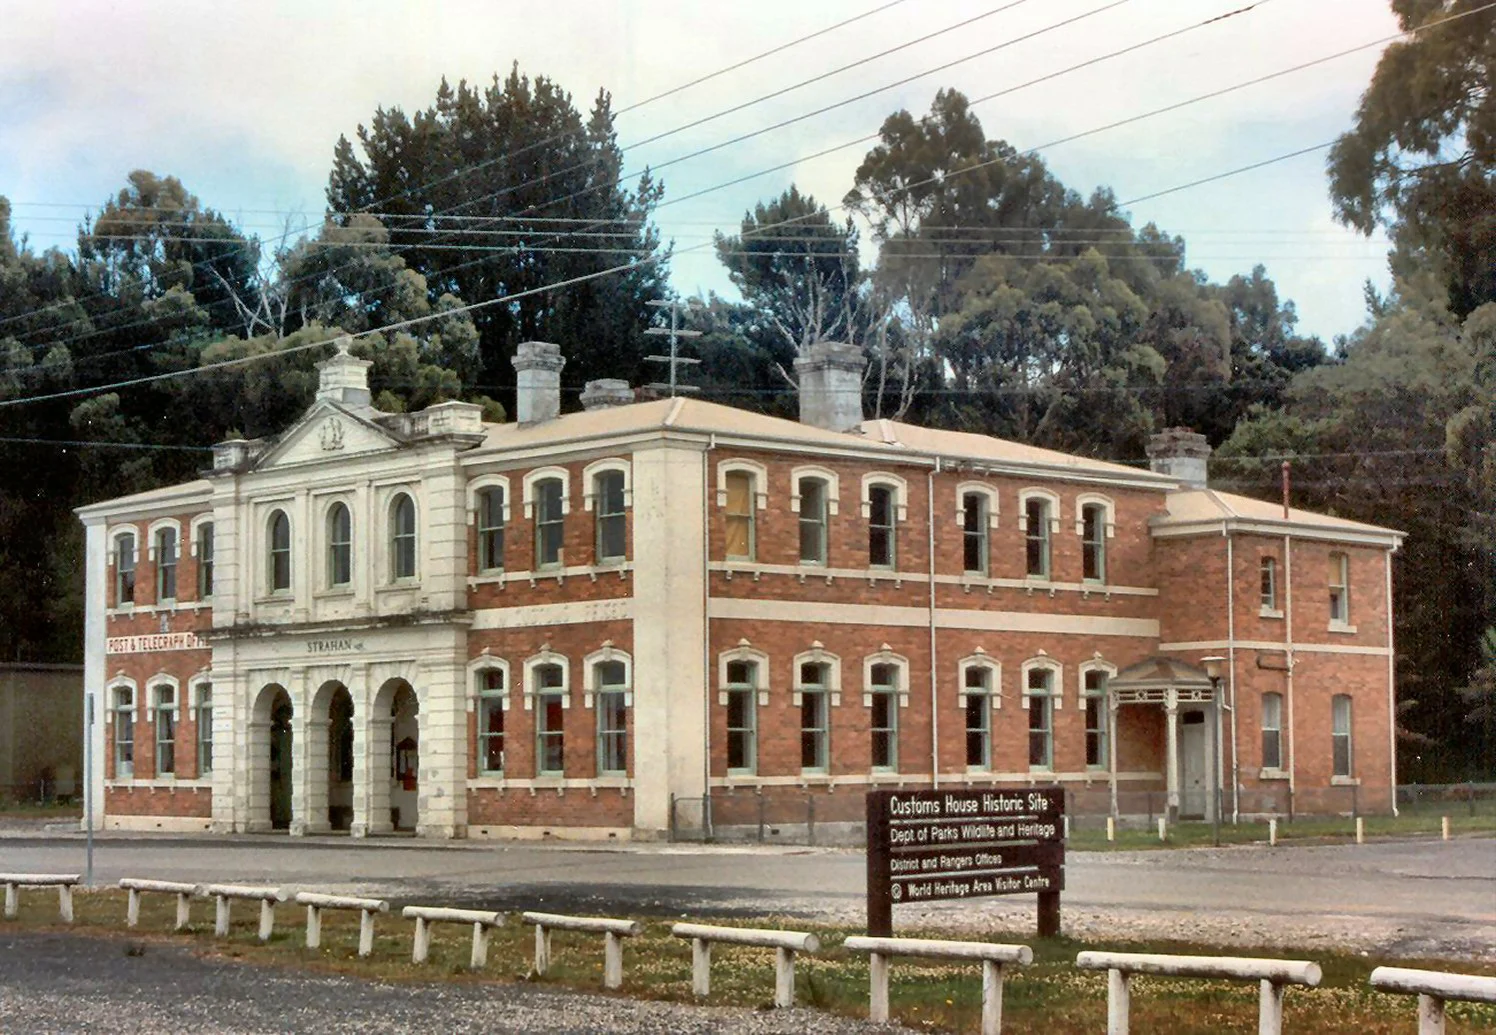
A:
3 889 1494 1033
1068 809 1496 851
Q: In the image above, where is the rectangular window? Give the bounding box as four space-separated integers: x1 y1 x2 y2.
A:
962 493 988 575
1025 498 1051 578
798 478 828 565
869 663 898 771
478 669 505 774
155 685 176 775
1260 556 1277 611
595 660 628 775
1082 504 1106 582
963 666 992 769
1332 694 1353 778
1084 670 1108 768
195 683 212 775
535 665 566 776
113 686 134 778
799 662 829 772
116 534 136 605
477 487 505 571
1261 692 1283 770
725 660 757 773
535 478 565 568
595 472 627 564
197 523 215 598
1027 668 1053 769
868 485 896 567
156 528 177 601
724 471 755 561
1329 552 1350 624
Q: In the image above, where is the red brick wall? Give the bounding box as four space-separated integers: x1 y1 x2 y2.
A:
105 510 213 610
466 788 632 828
105 785 211 818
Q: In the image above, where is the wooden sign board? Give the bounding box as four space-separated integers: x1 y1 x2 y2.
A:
866 787 1065 937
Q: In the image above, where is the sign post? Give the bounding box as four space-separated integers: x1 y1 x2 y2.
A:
866 787 1065 938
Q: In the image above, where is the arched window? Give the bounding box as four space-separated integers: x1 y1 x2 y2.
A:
797 660 831 773
267 510 291 592
1328 552 1351 625
721 652 765 774
867 485 897 567
1023 664 1059 770
154 682 177 775
724 470 756 561
594 659 629 774
594 470 627 563
195 682 213 775
962 492 990 575
476 486 506 572
528 659 568 776
534 478 566 569
326 503 352 588
798 476 830 565
1081 502 1107 582
195 522 215 598
959 654 1001 770
1020 493 1057 579
476 666 507 775
155 527 178 602
390 493 417 580
114 532 137 606
867 661 900 771
1081 665 1113 768
111 684 135 779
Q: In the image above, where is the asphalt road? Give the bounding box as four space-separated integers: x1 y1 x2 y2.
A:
3 831 1493 959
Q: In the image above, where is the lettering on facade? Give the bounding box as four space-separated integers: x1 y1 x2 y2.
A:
306 637 365 655
866 787 1065 937
106 632 210 654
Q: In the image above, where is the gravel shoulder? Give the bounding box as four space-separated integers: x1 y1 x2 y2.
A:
0 931 910 1035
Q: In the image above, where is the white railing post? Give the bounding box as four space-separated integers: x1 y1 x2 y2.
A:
1108 968 1130 1034
692 938 711 997
981 960 1004 1035
257 898 276 941
1259 977 1285 1034
358 908 377 958
1 875 80 923
1418 993 1445 1035
126 887 141 928
1355 817 1365 844
868 951 890 1022
215 896 230 936
305 903 322 949
175 892 192 931
470 921 490 969
401 906 504 969
1269 817 1277 846
3 885 15 919
774 947 796 1009
58 885 73 923
1441 816 1450 841
535 922 551 975
412 915 430 963
1157 817 1167 841
604 930 624 990
1106 815 1115 842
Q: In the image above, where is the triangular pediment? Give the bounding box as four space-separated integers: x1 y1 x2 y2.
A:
252 401 404 470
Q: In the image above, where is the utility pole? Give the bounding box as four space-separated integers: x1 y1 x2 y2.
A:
645 299 702 397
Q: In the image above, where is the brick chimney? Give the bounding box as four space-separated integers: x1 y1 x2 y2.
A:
794 342 865 433
1146 427 1211 488
580 378 635 411
316 336 373 410
510 341 565 424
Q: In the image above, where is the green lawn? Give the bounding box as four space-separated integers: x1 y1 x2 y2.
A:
4 888 1494 1034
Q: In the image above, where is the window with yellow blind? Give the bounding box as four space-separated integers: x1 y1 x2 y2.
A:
724 471 755 560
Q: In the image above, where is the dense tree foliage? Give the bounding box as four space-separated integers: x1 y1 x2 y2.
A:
326 67 670 401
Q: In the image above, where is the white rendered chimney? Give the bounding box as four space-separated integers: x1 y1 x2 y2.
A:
794 342 865 433
316 336 373 410
511 341 566 424
580 378 635 411
1146 427 1212 488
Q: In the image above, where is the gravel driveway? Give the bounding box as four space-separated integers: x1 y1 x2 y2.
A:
0 931 909 1035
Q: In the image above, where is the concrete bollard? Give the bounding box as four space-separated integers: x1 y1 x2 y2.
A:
1106 816 1115 842
1063 815 1070 839
1157 817 1167 842
1269 818 1278 846
1356 817 1365 844
1442 816 1450 841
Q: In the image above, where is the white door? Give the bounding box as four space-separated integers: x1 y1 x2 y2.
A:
1180 713 1208 819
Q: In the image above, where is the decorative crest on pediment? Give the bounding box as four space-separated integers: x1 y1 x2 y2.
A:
320 417 346 452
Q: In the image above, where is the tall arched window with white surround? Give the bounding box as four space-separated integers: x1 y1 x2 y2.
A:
792 645 841 774
1079 658 1116 769
791 465 839 566
715 459 767 563
1022 656 1063 770
469 475 512 574
956 483 999 576
584 459 632 566
267 510 292 593
1018 489 1061 579
525 652 569 777
470 658 511 776
958 652 1002 770
389 492 417 581
523 468 571 571
863 648 909 773
326 501 353 588
113 530 137 606
1075 493 1115 584
111 682 137 779
861 473 908 570
191 517 215 599
719 644 769 775
151 523 179 603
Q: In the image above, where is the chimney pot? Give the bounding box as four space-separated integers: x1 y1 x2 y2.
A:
793 342 865 432
1146 427 1212 487
511 341 565 424
580 379 635 411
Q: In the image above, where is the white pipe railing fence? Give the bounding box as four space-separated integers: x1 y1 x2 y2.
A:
120 878 198 931
1076 950 1321 1035
401 905 505 968
201 883 285 941
670 921 821 1008
843 935 1032 1035
1 873 79 923
295 892 389 957
1370 966 1496 1035
522 911 642 990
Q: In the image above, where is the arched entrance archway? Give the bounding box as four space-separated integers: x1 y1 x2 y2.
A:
370 679 419 833
250 684 294 832
308 681 355 833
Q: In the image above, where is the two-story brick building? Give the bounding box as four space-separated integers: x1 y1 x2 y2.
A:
76 338 1403 839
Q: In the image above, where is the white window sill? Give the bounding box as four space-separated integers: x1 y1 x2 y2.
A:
254 594 294 606
1331 775 1360 786
1259 607 1284 619
314 588 355 600
1328 622 1358 634
722 771 760 783
377 580 420 593
105 778 211 790
1258 768 1290 781
470 569 506 584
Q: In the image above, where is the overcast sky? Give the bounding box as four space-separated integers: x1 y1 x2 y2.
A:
1 0 1401 345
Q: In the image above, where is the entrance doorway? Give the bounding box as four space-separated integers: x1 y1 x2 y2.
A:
268 690 294 830
389 684 419 832
327 687 354 831
1180 710 1208 819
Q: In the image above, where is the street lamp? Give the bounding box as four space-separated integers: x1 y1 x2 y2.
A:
1200 656 1226 848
